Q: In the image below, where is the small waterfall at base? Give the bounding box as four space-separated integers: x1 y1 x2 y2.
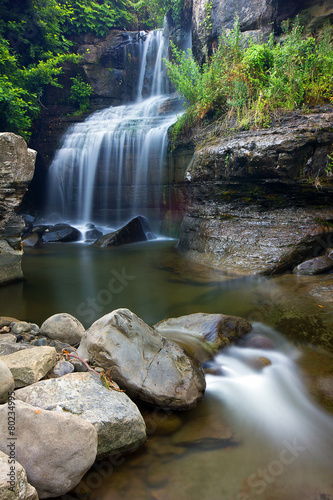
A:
45 30 180 231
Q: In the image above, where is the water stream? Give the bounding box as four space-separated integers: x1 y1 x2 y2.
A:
45 30 180 228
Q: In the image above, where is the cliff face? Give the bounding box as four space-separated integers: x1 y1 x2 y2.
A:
176 108 333 274
191 0 333 62
0 133 36 285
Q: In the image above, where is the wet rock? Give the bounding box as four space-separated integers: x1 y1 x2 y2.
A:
93 216 155 248
293 255 333 275
40 313 85 345
22 232 42 248
16 372 147 459
0 334 17 343
10 321 31 335
0 450 38 500
154 312 252 351
41 223 81 243
0 400 98 499
0 359 15 403
47 359 74 378
0 346 57 388
243 335 275 350
85 228 103 240
78 308 206 410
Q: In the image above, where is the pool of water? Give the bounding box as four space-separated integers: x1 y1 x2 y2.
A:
1 240 333 500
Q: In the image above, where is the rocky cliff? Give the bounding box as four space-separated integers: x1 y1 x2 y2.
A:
0 133 36 285
191 0 333 62
176 107 333 274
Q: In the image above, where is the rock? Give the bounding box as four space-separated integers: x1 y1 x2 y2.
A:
0 346 57 388
176 109 333 275
47 359 74 378
22 232 42 248
70 358 88 372
243 335 275 350
0 359 15 403
154 313 252 351
10 321 31 335
41 223 81 243
0 342 35 356
40 313 85 345
0 317 19 328
16 372 147 459
85 228 103 240
293 255 333 275
0 400 98 499
93 216 155 248
47 339 77 353
0 133 36 286
78 308 206 409
0 450 38 500
0 334 17 344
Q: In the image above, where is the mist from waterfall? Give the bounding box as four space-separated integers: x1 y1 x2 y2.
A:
45 30 180 228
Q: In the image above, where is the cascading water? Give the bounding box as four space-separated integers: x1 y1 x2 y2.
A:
45 30 180 229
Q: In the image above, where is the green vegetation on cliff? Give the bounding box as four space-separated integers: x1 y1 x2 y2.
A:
165 16 333 137
0 0 181 140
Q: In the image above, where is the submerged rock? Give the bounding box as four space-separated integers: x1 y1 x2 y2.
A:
16 372 147 459
93 216 155 248
0 400 98 499
78 308 206 409
40 313 85 345
293 255 333 275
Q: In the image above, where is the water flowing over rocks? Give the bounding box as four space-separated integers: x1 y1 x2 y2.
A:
78 308 206 409
0 401 98 499
0 346 57 388
0 450 38 500
177 108 333 275
40 313 85 345
16 371 147 459
0 133 36 286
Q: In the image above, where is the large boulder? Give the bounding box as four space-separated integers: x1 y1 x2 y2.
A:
0 133 36 286
41 223 81 243
40 313 85 345
16 371 147 459
0 401 98 499
93 216 155 248
293 255 333 275
78 309 206 409
0 450 38 500
0 359 15 403
154 312 252 353
0 346 57 388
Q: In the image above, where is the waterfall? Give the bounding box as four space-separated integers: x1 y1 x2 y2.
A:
45 30 180 229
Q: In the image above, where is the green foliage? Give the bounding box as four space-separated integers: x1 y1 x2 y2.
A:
70 75 92 112
166 16 333 137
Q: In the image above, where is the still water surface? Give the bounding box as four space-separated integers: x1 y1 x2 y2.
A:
1 240 333 500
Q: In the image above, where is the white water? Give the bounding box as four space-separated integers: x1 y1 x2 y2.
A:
45 30 180 227
206 324 333 464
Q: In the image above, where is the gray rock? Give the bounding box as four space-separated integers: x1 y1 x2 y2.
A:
0 317 20 328
10 322 31 335
40 313 85 345
0 359 15 403
155 312 251 353
0 342 34 356
78 308 206 410
0 450 38 500
48 359 74 378
0 334 17 344
0 400 97 499
0 133 36 286
0 346 57 388
93 216 154 248
16 372 147 459
293 255 333 275
22 232 42 248
41 223 81 243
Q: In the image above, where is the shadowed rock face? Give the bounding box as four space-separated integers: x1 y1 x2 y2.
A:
176 108 333 275
0 133 36 286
